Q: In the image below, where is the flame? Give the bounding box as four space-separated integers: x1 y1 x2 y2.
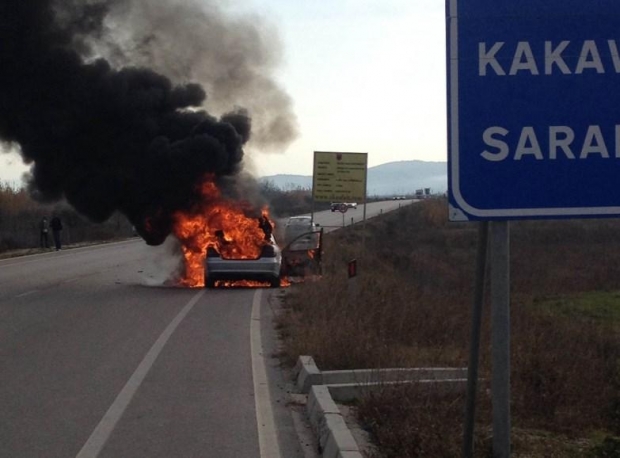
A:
171 176 277 288
215 280 272 288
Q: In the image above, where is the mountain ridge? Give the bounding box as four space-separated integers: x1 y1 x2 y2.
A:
259 160 447 196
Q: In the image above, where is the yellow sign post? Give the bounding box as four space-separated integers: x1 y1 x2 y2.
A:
312 151 368 203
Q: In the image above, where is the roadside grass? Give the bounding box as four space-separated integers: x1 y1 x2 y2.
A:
355 386 593 458
529 291 620 324
277 198 620 457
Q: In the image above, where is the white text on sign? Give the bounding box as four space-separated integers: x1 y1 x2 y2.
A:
481 125 620 161
479 40 620 76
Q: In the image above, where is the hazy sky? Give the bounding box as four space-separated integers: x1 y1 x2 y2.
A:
247 0 447 177
0 0 446 182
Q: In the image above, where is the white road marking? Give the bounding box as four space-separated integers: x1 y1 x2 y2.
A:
15 290 38 298
251 289 282 458
75 289 205 458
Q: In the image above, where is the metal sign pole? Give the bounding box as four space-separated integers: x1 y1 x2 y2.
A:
490 221 511 458
311 152 318 225
462 221 489 458
361 165 368 253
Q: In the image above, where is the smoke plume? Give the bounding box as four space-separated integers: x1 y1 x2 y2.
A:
0 0 297 245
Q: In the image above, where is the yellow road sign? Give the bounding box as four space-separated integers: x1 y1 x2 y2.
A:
312 151 368 202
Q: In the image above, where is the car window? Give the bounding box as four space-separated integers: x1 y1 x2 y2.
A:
287 217 311 225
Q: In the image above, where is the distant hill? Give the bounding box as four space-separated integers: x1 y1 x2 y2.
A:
259 160 447 197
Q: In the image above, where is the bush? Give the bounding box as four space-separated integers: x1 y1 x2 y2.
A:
0 183 135 252
588 436 620 457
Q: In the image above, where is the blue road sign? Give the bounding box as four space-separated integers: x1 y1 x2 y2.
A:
447 0 620 220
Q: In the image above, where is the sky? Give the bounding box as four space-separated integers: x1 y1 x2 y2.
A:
0 0 447 183
246 0 447 177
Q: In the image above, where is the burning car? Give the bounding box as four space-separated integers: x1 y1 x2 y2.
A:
169 177 286 288
204 234 282 288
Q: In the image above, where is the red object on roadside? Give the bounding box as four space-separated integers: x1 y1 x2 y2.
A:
347 259 357 278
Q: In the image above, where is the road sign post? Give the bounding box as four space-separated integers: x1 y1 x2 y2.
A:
311 151 368 243
312 152 368 205
447 2 620 456
490 221 510 458
462 222 489 458
448 0 620 221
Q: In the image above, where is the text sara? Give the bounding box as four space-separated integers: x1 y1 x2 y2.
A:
481 125 620 161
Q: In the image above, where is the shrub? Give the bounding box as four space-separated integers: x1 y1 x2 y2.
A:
588 436 620 457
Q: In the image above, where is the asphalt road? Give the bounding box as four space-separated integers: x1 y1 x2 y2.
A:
0 240 306 458
312 199 414 231
274 199 415 233
0 199 415 458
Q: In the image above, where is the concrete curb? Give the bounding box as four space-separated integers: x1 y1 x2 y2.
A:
308 386 364 458
326 378 469 403
295 355 323 393
295 356 469 458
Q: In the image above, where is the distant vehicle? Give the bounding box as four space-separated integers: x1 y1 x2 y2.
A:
284 216 320 244
205 235 282 288
331 202 357 211
392 196 406 200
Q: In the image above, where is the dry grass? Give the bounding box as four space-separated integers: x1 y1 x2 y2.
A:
277 198 620 457
0 183 134 251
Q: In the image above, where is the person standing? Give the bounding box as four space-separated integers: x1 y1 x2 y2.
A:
50 216 63 251
258 215 273 240
39 217 49 248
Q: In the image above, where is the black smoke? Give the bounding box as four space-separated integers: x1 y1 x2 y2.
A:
0 0 289 245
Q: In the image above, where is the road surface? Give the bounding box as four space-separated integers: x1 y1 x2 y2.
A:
313 199 414 231
0 199 414 457
0 240 307 458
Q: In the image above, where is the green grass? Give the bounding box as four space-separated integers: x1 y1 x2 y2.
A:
533 291 620 324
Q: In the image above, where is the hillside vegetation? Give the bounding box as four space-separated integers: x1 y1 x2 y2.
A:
0 180 317 255
0 183 134 254
278 198 620 457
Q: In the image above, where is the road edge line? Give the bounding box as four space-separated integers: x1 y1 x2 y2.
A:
251 289 283 458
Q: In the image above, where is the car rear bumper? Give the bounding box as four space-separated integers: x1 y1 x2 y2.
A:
206 258 281 281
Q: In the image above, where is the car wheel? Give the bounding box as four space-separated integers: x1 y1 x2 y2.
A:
270 277 281 288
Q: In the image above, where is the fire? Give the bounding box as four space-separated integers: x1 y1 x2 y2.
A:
171 176 276 288
215 280 272 288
